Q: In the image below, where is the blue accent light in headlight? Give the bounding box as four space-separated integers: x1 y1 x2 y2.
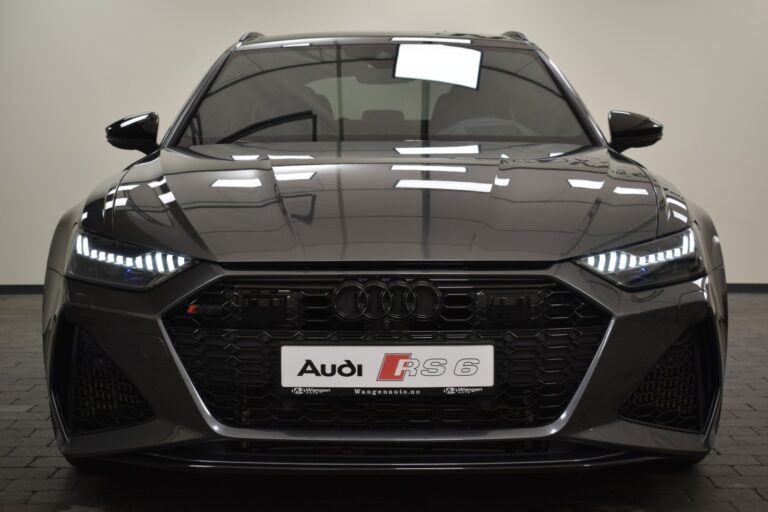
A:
67 229 193 289
74 233 188 274
576 228 703 290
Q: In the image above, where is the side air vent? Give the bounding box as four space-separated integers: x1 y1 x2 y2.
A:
620 320 720 432
51 323 154 434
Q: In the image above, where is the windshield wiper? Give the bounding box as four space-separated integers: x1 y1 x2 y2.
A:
217 110 317 144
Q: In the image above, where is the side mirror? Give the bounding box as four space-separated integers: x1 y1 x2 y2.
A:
105 112 159 154
608 110 662 152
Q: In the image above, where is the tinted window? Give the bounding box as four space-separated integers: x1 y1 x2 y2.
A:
177 44 589 146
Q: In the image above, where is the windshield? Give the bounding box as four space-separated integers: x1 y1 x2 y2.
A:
176 43 590 147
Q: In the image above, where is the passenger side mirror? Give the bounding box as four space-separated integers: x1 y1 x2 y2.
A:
106 112 159 154
608 111 663 153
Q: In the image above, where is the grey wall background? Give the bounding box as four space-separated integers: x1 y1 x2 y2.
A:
1 0 765 284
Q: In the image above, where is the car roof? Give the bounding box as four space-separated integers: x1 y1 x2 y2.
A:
235 31 534 51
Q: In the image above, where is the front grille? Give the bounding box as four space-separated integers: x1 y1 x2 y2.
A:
52 325 154 434
163 275 610 430
620 321 719 432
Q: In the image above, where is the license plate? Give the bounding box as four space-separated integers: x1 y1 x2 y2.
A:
281 345 494 390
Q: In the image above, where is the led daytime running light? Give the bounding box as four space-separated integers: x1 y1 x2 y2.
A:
74 234 188 274
581 229 696 275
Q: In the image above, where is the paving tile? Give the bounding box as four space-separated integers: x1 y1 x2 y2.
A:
0 460 32 470
658 500 738 512
702 455 762 466
27 459 66 469
736 467 768 476
0 491 32 504
0 407 32 414
4 479 75 492
0 439 52 449
0 469 55 481
25 490 74 505
696 465 742 477
685 488 763 501
710 476 768 489
0 505 58 512
733 501 768 512
26 431 53 440
8 423 50 431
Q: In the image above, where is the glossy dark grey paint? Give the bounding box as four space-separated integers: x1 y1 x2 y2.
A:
42 31 727 472
76 143 687 265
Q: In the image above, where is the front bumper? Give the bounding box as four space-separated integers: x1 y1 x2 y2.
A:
42 261 727 472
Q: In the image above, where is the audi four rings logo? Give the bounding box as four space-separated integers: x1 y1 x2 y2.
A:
332 280 442 320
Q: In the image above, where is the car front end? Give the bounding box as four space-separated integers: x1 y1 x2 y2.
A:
43 32 727 472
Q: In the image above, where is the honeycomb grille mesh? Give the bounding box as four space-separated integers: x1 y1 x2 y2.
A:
69 331 155 433
164 275 610 430
620 325 717 432
164 276 607 332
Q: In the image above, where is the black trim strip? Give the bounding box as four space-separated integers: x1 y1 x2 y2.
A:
0 285 44 294
218 261 554 272
728 283 768 294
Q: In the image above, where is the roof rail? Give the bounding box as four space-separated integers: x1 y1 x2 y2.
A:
501 31 528 42
238 31 265 43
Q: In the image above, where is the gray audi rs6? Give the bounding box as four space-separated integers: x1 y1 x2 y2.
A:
43 31 727 472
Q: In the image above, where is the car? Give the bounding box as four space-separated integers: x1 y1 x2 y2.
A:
43 31 727 472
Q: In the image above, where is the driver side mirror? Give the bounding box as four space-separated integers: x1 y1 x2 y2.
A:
106 112 159 154
608 111 663 153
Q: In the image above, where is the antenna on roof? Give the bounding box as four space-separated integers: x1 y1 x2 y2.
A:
502 31 528 41
239 32 265 43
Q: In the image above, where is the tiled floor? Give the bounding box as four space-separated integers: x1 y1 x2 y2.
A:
0 293 766 512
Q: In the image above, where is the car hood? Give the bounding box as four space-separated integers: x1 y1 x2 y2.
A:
81 142 688 264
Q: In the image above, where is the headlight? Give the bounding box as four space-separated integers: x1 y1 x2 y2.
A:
576 228 704 290
66 230 193 289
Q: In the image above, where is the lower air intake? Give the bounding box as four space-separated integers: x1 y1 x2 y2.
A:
53 325 154 434
620 321 719 432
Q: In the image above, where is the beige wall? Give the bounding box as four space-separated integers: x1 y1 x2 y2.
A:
1 0 765 284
